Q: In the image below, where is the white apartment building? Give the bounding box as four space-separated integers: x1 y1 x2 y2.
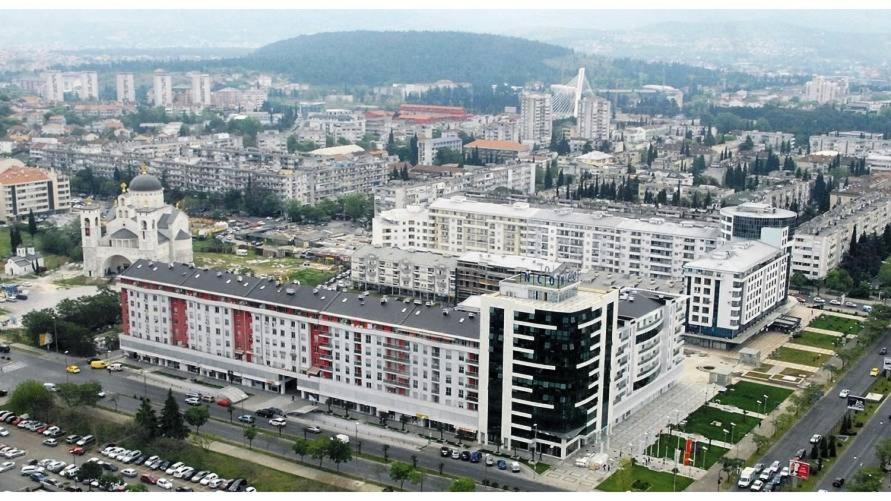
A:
190 72 212 107
866 151 891 171
153 70 173 107
809 131 891 156
720 203 797 243
78 72 99 101
577 95 611 143
804 76 849 105
791 194 891 280
116 73 136 103
520 92 552 147
305 109 367 144
610 288 686 426
0 159 70 221
684 231 788 348
373 197 722 279
417 132 463 165
350 245 457 300
373 161 536 213
42 71 64 103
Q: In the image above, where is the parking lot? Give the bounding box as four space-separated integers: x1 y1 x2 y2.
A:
0 417 211 492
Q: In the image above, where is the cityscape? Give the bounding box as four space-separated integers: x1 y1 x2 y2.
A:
3 2 891 496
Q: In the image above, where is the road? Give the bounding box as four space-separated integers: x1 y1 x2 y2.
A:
754 329 891 483
816 395 891 491
1 347 559 492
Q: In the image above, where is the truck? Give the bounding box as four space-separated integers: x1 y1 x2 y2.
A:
738 467 757 489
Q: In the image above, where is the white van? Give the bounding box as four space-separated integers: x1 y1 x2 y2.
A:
738 467 757 488
43 382 57 392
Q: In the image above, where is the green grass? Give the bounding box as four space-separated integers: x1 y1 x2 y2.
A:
808 314 862 334
597 464 694 492
53 275 106 288
681 406 761 444
194 252 337 284
199 447 343 491
286 268 336 287
711 381 793 414
645 433 729 469
793 330 842 350
770 347 831 367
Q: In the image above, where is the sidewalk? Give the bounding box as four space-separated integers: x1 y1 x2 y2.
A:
707 401 766 420
804 327 846 337
208 441 383 492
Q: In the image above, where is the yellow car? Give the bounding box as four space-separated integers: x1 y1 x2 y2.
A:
66 365 81 374
90 360 107 370
870 367 879 377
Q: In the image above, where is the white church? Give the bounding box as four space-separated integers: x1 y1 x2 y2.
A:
80 172 193 278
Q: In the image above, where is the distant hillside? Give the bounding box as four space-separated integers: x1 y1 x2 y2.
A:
245 30 571 85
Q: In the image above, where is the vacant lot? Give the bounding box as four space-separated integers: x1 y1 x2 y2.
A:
793 330 840 350
770 347 831 367
681 406 761 444
193 252 336 286
807 314 861 334
597 464 694 492
711 381 793 414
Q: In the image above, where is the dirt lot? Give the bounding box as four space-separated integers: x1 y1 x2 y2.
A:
0 421 207 492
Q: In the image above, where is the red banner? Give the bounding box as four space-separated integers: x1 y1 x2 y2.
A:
789 460 810 480
683 438 694 465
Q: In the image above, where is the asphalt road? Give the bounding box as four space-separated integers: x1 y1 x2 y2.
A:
816 395 891 491
1 347 559 492
754 329 891 485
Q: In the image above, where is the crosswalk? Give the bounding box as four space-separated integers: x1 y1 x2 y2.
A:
0 360 25 373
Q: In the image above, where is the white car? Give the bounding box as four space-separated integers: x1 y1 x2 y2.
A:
200 473 219 486
20 465 45 475
269 418 287 427
814 297 826 304
42 426 61 436
830 299 841 305
750 479 765 492
511 461 521 473
174 467 194 479
810 434 823 444
184 397 201 406
165 462 184 475
0 427 8 437
769 460 781 473
208 478 226 489
60 465 78 477
4 449 25 459
156 478 173 490
839 389 850 398
780 466 790 477
121 468 137 478
0 461 15 473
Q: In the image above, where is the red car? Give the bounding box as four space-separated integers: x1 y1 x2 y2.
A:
68 447 85 456
140 473 159 484
35 424 49 433
216 398 232 407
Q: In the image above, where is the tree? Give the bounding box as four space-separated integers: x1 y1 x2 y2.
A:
5 380 56 420
9 225 21 254
409 469 424 491
823 268 854 294
127 483 149 492
244 425 257 449
543 164 553 189
56 381 103 408
847 467 883 491
828 434 838 457
752 433 770 453
389 461 415 489
159 389 189 439
327 438 353 471
309 437 329 467
184 405 210 435
134 397 159 442
448 477 476 492
875 437 891 469
27 209 37 236
293 438 310 463
77 460 104 482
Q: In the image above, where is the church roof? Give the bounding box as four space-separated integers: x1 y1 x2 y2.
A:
157 209 180 229
175 229 191 240
128 174 163 192
110 228 138 239
158 232 169 244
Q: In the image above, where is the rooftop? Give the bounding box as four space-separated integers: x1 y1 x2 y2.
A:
685 240 783 274
353 245 458 268
464 139 530 152
457 251 561 272
0 161 51 185
308 144 365 156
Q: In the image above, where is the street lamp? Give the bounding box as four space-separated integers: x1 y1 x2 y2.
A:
756 400 763 415
531 424 538 462
722 429 729 445
730 422 737 443
64 350 70 382
763 395 769 413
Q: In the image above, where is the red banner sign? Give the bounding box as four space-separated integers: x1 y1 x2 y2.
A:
789 460 810 480
683 438 694 466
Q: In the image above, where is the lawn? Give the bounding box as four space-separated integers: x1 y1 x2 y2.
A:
597 464 694 492
645 433 729 470
711 381 793 414
0 226 40 257
770 347 831 367
53 275 107 288
194 251 336 284
808 314 862 334
200 447 343 492
681 406 762 444
793 330 842 350
286 267 337 287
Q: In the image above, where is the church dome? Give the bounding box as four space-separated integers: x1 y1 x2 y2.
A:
128 174 163 192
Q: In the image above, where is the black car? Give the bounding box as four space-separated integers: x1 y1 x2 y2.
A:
460 451 471 461
255 408 275 418
832 478 845 488
175 487 194 492
181 470 198 481
440 447 451 457
133 454 149 465
794 448 807 460
65 435 81 445
227 479 246 492
0 343 10 353
101 462 118 472
158 460 171 471
881 347 888 355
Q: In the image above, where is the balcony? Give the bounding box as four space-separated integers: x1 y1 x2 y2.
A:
384 378 411 389
382 342 410 351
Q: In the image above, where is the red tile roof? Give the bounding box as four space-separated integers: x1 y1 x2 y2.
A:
464 140 530 152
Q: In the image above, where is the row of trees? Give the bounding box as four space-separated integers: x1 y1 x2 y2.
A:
21 288 121 356
838 224 891 294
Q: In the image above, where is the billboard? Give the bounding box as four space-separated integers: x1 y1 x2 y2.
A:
790 460 810 480
847 395 866 412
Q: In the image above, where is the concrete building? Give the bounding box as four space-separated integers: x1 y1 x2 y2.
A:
152 70 173 107
455 252 562 301
305 109 366 144
791 194 891 280
684 231 789 349
804 76 849 104
0 159 70 221
42 71 64 103
4 247 44 276
866 151 891 171
77 72 99 101
462 139 531 164
350 245 456 300
519 92 552 147
116 73 136 103
719 203 797 243
79 173 192 278
417 132 463 166
809 132 891 156
373 197 722 279
577 95 611 143
190 73 212 107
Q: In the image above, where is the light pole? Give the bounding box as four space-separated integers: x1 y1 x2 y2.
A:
722 429 729 446
756 399 763 415
531 423 538 462
763 395 769 414
700 445 708 469
730 422 737 444
64 350 70 382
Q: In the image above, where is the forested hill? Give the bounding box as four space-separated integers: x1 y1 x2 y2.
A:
246 31 571 85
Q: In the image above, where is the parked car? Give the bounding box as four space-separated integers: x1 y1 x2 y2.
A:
460 451 471 461
216 398 232 408
68 447 85 456
810 434 823 444
832 478 845 488
184 397 201 406
839 389 850 398
440 447 450 457
880 347 887 355
42 438 59 447
794 448 807 460
451 450 460 460
140 473 159 485
237 415 255 424
269 418 287 427
511 461 521 473
121 468 137 478
65 435 81 444
496 459 507 470
750 480 765 492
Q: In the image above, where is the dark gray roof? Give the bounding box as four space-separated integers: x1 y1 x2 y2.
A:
129 174 163 192
158 232 169 244
120 260 480 340
617 292 664 320
110 228 137 239
175 229 191 240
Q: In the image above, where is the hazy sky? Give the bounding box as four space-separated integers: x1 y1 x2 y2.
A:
2 10 891 49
